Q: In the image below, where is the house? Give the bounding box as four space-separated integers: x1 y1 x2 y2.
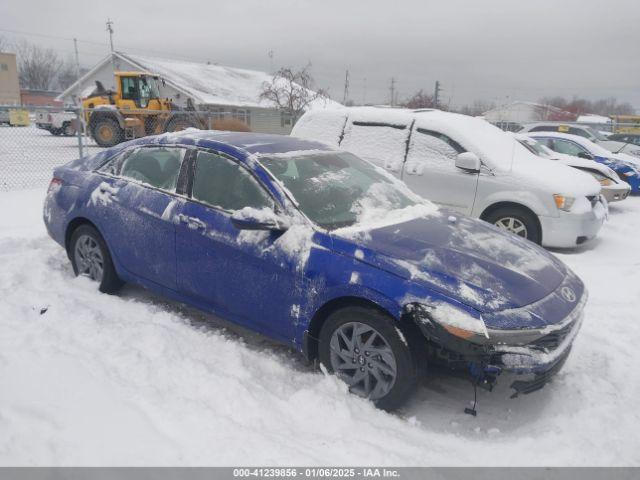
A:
482 101 576 130
20 89 63 108
57 52 338 134
0 52 20 106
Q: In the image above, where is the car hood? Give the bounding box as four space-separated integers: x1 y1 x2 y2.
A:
332 212 567 313
509 150 602 196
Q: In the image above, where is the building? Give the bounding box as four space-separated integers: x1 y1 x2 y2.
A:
58 52 338 134
20 89 63 108
482 101 576 130
0 52 20 106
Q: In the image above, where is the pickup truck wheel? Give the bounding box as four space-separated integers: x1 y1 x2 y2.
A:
484 207 541 244
63 122 76 136
91 117 123 147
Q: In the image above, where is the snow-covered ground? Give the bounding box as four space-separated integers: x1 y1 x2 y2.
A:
1 188 639 466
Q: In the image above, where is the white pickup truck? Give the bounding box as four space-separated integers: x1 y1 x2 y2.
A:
35 110 80 136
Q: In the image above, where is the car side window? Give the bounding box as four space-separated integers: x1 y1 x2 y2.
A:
408 128 466 168
529 126 554 133
191 151 273 211
550 139 587 157
568 127 591 139
119 147 185 192
340 122 410 171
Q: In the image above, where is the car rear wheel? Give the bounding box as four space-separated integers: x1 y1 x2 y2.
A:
69 225 123 294
63 121 76 136
319 306 419 410
484 206 541 245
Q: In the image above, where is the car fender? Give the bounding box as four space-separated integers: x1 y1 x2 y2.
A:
473 183 555 219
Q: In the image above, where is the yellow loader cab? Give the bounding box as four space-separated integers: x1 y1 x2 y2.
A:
83 71 202 147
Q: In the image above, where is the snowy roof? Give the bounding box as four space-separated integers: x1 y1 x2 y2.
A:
483 101 570 116
58 52 340 110
577 114 611 124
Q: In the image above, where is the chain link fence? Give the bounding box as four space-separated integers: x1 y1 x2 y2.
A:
0 105 295 192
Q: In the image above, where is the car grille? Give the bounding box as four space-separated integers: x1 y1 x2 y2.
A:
528 320 575 352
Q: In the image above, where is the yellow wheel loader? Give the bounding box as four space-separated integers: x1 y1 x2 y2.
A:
82 72 212 147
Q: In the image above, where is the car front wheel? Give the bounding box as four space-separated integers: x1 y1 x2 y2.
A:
319 306 419 410
484 206 541 245
69 225 123 294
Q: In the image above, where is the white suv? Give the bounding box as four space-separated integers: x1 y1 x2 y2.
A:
292 107 606 248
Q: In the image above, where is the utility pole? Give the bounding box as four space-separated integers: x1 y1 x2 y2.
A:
342 69 350 105
106 19 115 53
390 77 396 106
362 77 367 105
434 80 442 109
268 49 274 73
73 38 84 159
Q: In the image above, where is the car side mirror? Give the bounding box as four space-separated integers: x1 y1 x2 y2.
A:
455 152 481 173
578 152 594 160
231 208 289 231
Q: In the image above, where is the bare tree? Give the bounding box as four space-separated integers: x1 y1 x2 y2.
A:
0 35 11 52
56 57 78 91
402 89 436 109
539 95 635 116
16 40 62 90
457 100 496 117
259 64 328 120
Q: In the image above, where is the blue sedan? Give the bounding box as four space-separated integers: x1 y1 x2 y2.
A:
44 131 586 410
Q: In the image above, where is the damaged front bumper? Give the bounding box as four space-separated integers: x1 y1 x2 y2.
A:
406 287 586 398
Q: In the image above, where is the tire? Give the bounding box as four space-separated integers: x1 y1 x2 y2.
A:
91 117 123 147
319 306 419 411
69 224 123 294
484 206 541 245
63 122 76 136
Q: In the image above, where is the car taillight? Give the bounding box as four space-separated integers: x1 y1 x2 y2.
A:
48 177 63 193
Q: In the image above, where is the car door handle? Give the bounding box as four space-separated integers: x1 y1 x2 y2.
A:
178 214 206 230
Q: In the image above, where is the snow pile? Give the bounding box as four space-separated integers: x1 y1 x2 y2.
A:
88 182 119 207
1 189 640 466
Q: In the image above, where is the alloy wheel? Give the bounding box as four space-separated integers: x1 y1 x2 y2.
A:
329 321 398 400
74 234 105 282
494 216 528 238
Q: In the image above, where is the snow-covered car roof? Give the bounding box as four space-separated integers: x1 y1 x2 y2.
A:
295 106 536 171
526 131 614 157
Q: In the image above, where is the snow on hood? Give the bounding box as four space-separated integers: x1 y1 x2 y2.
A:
333 212 566 313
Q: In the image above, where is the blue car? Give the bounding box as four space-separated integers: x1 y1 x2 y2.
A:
44 131 586 410
528 131 640 194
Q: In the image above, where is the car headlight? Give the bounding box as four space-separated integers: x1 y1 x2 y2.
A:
586 171 612 186
409 302 489 341
553 194 576 211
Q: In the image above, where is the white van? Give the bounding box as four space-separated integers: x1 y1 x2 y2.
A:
292 107 606 248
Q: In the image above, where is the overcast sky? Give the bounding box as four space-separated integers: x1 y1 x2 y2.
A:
2 0 639 109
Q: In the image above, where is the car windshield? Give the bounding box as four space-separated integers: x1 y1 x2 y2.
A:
585 126 608 141
260 151 416 230
519 138 552 159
